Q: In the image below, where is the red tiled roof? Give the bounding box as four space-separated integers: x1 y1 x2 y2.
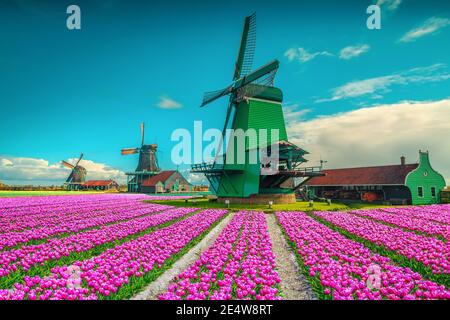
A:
141 170 176 187
83 180 117 187
305 164 418 186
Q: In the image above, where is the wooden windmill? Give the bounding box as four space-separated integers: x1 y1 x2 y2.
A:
121 122 160 192
191 13 324 203
62 153 86 190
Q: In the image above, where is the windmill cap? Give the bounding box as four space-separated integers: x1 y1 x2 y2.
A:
243 85 283 103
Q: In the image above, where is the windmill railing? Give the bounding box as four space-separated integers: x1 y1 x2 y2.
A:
191 162 222 173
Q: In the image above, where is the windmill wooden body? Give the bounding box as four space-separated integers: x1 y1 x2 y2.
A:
122 122 160 192
191 13 324 203
62 153 86 190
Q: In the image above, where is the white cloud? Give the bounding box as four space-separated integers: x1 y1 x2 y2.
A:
287 99 450 185
178 168 208 185
283 103 311 125
284 47 333 64
339 44 370 60
156 95 183 109
0 156 126 185
376 0 402 11
316 63 450 102
400 17 450 43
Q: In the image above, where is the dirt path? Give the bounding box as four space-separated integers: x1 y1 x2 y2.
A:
266 213 316 300
132 212 234 300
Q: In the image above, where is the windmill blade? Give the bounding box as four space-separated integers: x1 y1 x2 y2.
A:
75 153 84 167
233 60 279 89
200 85 232 107
236 67 278 100
61 160 74 169
140 122 145 147
233 12 256 80
121 148 139 155
65 170 74 183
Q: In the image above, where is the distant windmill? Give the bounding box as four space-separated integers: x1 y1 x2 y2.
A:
61 153 86 190
121 122 160 172
121 122 160 192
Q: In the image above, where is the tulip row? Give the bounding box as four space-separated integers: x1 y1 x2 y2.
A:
0 195 167 233
159 211 281 300
0 209 227 300
381 205 450 226
0 194 143 210
277 211 450 300
0 202 171 250
0 207 198 282
313 211 450 277
351 209 450 240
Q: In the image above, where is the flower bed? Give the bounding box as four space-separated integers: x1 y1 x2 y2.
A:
0 209 227 300
313 211 450 276
351 209 449 240
277 211 450 300
381 205 450 226
0 207 197 282
159 211 281 300
0 199 170 249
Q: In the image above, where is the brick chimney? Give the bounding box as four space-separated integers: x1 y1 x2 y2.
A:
400 156 406 166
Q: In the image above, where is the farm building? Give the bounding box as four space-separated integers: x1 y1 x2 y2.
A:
81 180 119 191
304 151 446 205
140 170 192 194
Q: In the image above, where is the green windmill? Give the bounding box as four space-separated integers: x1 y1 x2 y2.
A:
191 13 324 203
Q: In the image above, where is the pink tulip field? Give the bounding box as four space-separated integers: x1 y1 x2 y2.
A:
277 211 450 300
0 193 448 300
159 211 281 300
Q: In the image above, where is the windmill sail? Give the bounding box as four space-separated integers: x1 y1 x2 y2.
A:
234 13 256 80
61 161 74 169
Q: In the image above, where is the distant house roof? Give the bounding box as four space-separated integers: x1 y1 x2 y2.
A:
141 170 176 187
305 164 418 186
83 180 117 187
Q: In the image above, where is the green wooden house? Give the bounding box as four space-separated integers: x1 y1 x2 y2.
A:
405 151 446 205
304 151 446 205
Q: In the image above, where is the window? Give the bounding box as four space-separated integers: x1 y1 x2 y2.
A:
431 187 436 197
417 186 424 198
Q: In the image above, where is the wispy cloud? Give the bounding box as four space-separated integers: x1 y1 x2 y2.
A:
0 156 126 185
287 98 450 185
376 0 402 11
284 47 333 64
156 95 183 109
316 63 450 103
283 103 311 124
339 44 370 60
400 17 450 42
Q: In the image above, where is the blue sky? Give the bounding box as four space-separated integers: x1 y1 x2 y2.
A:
0 0 449 185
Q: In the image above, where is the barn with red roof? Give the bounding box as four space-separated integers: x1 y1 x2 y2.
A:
303 151 445 205
140 170 192 194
